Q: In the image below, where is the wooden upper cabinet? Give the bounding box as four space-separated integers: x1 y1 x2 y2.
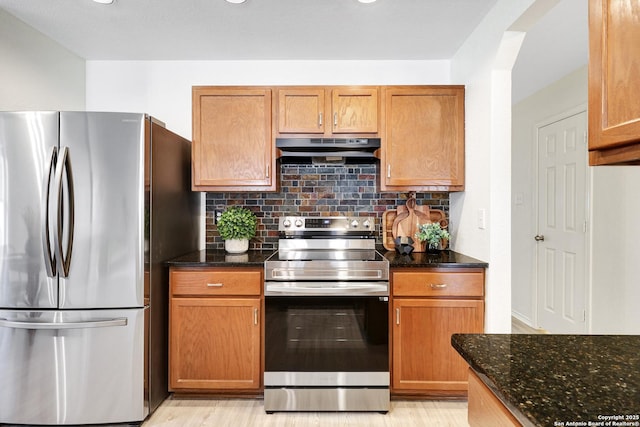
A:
588 0 640 165
277 88 325 134
192 87 276 191
332 88 379 134
276 86 379 137
381 86 465 192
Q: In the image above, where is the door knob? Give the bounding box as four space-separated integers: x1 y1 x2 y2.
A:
534 235 545 241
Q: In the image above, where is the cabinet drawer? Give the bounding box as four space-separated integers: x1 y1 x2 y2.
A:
392 271 484 297
170 268 262 296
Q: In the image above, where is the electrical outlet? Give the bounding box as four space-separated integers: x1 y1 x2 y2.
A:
214 210 222 225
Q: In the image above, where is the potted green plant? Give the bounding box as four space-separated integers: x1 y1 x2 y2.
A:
415 222 450 253
217 206 257 253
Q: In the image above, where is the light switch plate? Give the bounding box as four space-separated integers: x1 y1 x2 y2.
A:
477 208 486 230
514 192 524 206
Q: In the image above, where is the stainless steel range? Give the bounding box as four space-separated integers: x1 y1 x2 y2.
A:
264 216 390 413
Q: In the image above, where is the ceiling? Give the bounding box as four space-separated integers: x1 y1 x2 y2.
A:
0 0 587 103
0 0 498 60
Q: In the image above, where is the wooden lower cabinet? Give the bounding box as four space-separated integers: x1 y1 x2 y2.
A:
391 269 484 397
169 267 262 392
468 369 521 426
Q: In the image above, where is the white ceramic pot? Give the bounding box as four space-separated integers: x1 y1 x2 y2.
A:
224 238 249 253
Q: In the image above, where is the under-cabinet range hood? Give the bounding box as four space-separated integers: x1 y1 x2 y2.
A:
276 138 380 164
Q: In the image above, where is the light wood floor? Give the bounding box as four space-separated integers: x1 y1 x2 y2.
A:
143 397 469 427
144 317 546 427
511 316 548 334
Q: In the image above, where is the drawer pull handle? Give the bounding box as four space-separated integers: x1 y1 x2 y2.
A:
430 283 448 289
207 283 223 287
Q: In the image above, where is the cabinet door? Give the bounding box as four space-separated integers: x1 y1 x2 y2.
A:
392 298 483 394
277 88 325 134
588 0 640 165
192 87 275 191
382 87 465 191
169 297 261 391
331 88 379 134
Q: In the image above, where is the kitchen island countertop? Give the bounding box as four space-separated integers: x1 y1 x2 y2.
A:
452 333 640 427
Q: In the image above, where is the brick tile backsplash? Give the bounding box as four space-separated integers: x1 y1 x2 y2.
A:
205 163 450 250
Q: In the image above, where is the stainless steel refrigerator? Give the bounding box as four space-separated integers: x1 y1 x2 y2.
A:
0 111 200 425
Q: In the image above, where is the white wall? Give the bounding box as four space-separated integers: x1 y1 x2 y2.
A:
85 2 549 334
511 64 640 335
85 59 450 251
450 0 537 333
511 65 588 325
591 167 640 334
86 60 450 140
0 9 85 110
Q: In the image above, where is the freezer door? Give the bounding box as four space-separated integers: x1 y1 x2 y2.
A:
0 111 59 309
0 308 147 425
59 112 146 309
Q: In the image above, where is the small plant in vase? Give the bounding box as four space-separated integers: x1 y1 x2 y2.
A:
217 206 257 253
415 222 450 253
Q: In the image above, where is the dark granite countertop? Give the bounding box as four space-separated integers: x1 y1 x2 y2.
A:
167 248 487 269
382 249 488 268
166 249 274 267
452 334 640 427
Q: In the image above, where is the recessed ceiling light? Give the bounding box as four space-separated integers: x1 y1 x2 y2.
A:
358 0 377 3
226 0 246 3
93 0 114 4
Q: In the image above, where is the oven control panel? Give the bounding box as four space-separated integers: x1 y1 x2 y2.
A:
279 216 374 232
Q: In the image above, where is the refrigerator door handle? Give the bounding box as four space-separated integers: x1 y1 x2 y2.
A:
41 146 58 277
53 146 75 278
0 317 128 330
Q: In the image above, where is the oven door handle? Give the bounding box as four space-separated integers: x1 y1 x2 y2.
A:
265 282 389 296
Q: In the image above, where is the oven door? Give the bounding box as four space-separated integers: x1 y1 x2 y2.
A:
264 291 389 387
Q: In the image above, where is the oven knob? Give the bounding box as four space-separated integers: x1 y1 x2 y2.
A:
283 219 291 228
295 219 303 227
350 219 359 228
363 220 371 229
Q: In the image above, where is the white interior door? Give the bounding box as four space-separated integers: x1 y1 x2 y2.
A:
536 111 588 334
